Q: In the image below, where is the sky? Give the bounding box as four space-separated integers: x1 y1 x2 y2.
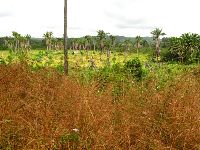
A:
0 0 199 38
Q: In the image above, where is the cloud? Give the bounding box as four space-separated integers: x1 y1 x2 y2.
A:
116 24 154 30
105 10 146 24
69 27 82 30
0 12 12 18
104 10 153 30
0 0 200 37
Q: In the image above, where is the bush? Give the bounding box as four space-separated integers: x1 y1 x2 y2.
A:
161 48 179 62
124 58 144 80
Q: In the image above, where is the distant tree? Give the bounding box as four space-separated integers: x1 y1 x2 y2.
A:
97 30 106 60
84 35 91 49
84 35 92 57
43 31 53 51
109 35 116 53
74 39 79 50
52 38 57 50
141 39 149 48
77 38 84 50
168 37 184 62
12 31 21 52
163 33 200 63
57 38 64 50
19 36 26 51
135 36 142 56
4 36 14 50
25 34 31 51
104 39 112 66
92 36 97 51
161 37 170 48
123 39 132 61
151 28 166 61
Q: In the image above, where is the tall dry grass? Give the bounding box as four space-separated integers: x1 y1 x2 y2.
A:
0 64 200 149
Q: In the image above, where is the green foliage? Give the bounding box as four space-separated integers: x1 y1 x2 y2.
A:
0 129 25 150
0 38 7 50
6 52 15 64
0 57 6 65
124 58 144 80
162 33 200 63
151 28 166 40
58 132 79 149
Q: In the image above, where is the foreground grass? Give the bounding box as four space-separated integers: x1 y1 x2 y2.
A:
0 64 200 149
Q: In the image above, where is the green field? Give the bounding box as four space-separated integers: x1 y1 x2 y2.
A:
0 50 148 67
0 49 197 88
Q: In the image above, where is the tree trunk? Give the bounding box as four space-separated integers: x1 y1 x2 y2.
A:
93 43 96 51
64 0 68 75
156 38 160 62
106 48 110 66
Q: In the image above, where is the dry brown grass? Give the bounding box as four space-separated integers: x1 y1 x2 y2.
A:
0 64 200 149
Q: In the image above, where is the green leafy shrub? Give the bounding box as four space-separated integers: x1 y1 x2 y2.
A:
0 57 6 65
124 58 144 80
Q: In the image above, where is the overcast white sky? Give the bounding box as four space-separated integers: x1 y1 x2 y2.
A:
0 0 199 38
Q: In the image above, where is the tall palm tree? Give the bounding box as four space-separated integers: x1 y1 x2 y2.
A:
64 0 68 75
135 36 142 56
151 28 166 61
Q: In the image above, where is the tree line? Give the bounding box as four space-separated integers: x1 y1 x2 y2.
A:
0 29 200 64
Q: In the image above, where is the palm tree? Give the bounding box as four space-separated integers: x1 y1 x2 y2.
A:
12 31 21 52
97 30 106 60
141 39 149 48
84 35 91 57
135 36 142 56
84 35 91 49
25 34 31 51
19 36 26 51
105 41 112 66
123 39 132 61
109 35 116 52
74 39 79 50
92 36 97 51
52 38 57 50
43 32 53 51
64 0 68 75
57 38 64 50
151 28 166 61
4 36 14 51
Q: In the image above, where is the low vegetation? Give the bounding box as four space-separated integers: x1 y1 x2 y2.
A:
0 64 200 149
0 28 200 149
